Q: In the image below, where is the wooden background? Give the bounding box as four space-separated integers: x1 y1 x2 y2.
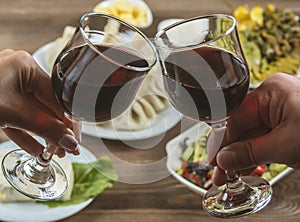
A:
1 0 300 221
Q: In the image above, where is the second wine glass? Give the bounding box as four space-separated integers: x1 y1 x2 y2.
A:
154 14 272 218
2 12 157 201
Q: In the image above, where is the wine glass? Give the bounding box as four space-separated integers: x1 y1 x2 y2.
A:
1 12 157 201
154 14 272 218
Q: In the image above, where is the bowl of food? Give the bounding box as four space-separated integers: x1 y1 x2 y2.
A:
166 122 294 195
233 4 300 88
156 4 300 88
93 0 153 28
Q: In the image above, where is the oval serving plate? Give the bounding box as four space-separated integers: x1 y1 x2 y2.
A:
165 122 294 195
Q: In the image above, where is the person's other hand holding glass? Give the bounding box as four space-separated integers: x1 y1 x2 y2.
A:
154 14 272 218
2 12 157 201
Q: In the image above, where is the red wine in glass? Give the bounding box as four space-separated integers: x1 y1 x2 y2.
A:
1 12 157 201
163 45 249 122
52 44 149 122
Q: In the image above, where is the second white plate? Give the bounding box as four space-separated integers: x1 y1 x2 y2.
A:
0 138 96 222
166 122 294 196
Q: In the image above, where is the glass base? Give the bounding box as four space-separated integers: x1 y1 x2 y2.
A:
1 149 68 201
202 176 272 218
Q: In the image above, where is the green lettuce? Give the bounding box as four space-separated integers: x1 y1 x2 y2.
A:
38 156 117 208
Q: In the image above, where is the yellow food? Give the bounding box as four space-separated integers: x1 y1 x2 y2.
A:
94 0 148 26
234 4 300 85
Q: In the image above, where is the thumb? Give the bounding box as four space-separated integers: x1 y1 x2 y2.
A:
216 126 296 171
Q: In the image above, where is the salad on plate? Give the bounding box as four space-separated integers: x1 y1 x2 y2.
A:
234 4 300 87
166 122 293 195
176 131 288 190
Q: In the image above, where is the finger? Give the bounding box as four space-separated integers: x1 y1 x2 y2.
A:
55 148 66 158
33 70 65 119
212 166 227 186
207 107 266 166
211 166 256 186
208 92 270 166
2 51 79 155
63 115 82 143
15 52 65 119
5 94 79 153
237 123 270 141
216 124 297 171
46 142 78 156
3 128 77 157
226 92 262 142
2 128 45 156
0 49 15 55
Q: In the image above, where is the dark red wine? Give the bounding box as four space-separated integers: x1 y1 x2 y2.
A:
163 46 249 122
52 44 149 122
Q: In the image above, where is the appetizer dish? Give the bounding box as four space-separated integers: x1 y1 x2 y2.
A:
0 144 117 207
0 140 117 222
176 131 288 190
166 122 293 195
234 4 300 86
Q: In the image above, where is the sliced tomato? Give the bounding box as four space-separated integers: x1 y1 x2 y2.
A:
254 164 267 176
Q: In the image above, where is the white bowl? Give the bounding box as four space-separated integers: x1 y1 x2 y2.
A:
94 0 153 28
157 18 183 31
165 122 294 196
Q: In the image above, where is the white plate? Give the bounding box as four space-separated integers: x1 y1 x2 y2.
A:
32 42 182 141
0 138 96 222
82 106 181 140
166 121 294 196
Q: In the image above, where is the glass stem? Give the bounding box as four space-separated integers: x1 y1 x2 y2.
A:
211 120 245 193
21 144 58 185
225 170 244 191
36 144 57 166
35 113 81 168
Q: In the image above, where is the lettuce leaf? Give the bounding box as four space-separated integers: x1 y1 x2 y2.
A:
38 156 117 208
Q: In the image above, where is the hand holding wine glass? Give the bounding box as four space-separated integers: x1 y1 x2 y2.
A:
154 14 272 218
2 12 157 201
0 49 80 158
209 72 300 185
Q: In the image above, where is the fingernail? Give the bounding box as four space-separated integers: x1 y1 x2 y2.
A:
58 134 78 151
74 147 80 155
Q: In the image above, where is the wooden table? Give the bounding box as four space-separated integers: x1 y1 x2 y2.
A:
1 0 300 221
